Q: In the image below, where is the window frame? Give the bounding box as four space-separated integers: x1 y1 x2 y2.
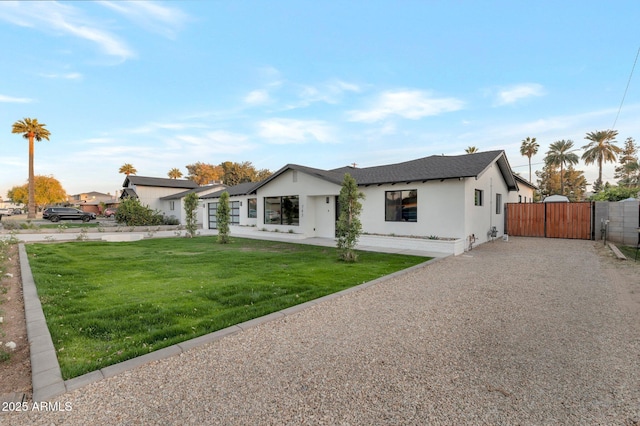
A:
385 190 418 222
474 189 483 206
264 195 300 226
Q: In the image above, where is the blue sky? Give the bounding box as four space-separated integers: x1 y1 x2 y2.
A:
1 1 639 199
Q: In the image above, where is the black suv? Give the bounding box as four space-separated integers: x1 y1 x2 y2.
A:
42 207 96 223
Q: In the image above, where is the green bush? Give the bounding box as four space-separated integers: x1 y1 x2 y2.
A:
115 198 164 226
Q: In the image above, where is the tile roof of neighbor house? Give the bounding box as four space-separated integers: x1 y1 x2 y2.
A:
247 150 518 193
122 175 199 189
160 184 228 200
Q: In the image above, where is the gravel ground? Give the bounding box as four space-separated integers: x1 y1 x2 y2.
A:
3 237 640 425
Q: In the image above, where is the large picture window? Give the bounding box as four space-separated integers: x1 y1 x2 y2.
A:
264 196 299 225
385 190 417 222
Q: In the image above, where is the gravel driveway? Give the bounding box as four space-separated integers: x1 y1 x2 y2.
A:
4 237 640 425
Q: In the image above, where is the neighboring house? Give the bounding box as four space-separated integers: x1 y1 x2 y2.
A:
160 184 227 225
513 174 538 203
69 191 119 215
202 150 535 247
121 176 225 224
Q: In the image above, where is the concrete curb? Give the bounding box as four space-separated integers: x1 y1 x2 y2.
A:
20 240 442 402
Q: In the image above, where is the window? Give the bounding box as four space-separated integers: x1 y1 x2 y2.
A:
385 190 417 222
264 196 299 225
248 198 257 218
474 189 483 206
169 201 175 211
496 193 502 214
518 195 522 203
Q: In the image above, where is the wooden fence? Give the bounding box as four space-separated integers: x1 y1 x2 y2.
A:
505 202 593 240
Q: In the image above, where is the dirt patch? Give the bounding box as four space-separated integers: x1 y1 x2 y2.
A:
594 241 640 318
0 244 32 398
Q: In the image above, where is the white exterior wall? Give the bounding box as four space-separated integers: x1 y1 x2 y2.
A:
463 164 511 244
257 170 341 235
359 180 466 239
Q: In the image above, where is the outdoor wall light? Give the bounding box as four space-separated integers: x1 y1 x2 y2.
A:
326 197 330 203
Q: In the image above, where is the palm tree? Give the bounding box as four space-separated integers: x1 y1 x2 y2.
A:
519 137 539 183
168 168 183 179
545 140 579 195
119 163 137 176
11 118 51 219
465 146 478 154
582 129 622 191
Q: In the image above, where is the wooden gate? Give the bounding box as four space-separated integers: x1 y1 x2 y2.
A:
505 202 593 240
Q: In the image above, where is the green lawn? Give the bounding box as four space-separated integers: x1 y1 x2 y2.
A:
27 237 428 379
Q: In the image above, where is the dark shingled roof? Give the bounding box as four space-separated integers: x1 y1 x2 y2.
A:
122 175 199 189
247 150 518 192
160 184 228 200
201 181 262 199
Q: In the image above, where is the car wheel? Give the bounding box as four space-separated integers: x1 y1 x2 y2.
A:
50 215 60 222
82 215 90 222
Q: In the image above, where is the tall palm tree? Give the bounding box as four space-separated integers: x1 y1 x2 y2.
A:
582 129 622 191
11 118 51 219
545 140 579 195
519 136 539 182
465 146 478 154
119 163 137 176
168 168 183 179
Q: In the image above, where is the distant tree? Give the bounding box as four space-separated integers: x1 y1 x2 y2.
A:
536 163 586 200
119 163 137 176
465 146 478 154
614 137 639 187
219 161 272 186
7 185 28 205
589 184 639 201
545 140 579 195
582 129 621 192
184 192 200 238
7 175 66 210
336 174 365 262
255 168 273 181
216 191 230 243
168 168 183 179
11 117 51 219
186 162 223 185
519 136 539 183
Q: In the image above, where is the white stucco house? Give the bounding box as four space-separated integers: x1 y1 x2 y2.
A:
201 151 537 253
121 176 225 225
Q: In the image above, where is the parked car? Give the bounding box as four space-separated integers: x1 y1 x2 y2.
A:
0 208 12 216
42 207 96 222
104 207 118 218
12 208 23 215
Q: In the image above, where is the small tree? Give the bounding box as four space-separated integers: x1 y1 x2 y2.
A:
216 191 230 243
336 174 365 262
184 192 200 238
116 197 163 226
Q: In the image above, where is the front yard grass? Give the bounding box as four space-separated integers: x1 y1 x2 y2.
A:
27 236 428 379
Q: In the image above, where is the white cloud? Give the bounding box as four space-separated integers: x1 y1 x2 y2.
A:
494 83 545 106
39 72 83 80
173 131 255 154
0 94 31 103
348 90 464 123
98 1 188 39
0 2 134 60
258 118 334 144
244 90 270 106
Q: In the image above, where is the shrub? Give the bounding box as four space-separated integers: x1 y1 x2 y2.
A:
116 198 163 226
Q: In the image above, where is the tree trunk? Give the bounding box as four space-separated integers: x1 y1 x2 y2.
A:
28 133 36 219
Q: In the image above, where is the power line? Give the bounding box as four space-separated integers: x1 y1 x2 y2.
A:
611 46 640 130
